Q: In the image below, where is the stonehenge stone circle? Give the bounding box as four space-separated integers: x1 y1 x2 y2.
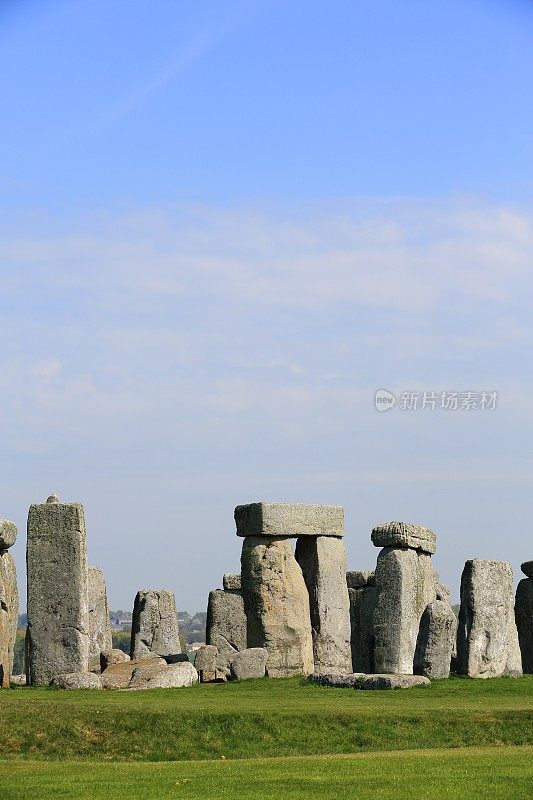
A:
457 559 522 678
241 536 314 677
515 575 533 674
373 529 438 674
26 497 90 685
235 502 344 538
206 586 247 674
130 589 183 662
87 565 113 672
0 520 19 688
414 598 456 679
295 535 352 672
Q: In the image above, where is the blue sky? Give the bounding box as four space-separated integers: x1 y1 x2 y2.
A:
1 0 532 610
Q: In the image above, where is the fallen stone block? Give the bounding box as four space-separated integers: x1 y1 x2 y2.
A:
308 672 430 689
296 536 352 673
241 536 314 677
194 644 226 682
128 661 198 690
101 656 166 689
229 647 268 680
457 559 522 678
100 649 130 671
10 674 27 686
235 502 344 538
50 672 102 690
371 521 436 555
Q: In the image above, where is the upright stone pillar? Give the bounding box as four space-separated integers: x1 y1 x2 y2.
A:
372 522 438 675
130 589 183 662
414 598 456 679
457 559 522 678
87 566 113 672
296 536 352 673
26 495 89 685
0 520 19 688
515 561 533 674
236 502 345 677
206 575 247 676
347 571 376 673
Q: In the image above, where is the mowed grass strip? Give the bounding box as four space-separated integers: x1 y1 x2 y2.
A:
1 676 532 761
1 746 532 800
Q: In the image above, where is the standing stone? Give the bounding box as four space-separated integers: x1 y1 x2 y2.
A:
241 536 314 677
414 599 456 678
26 497 89 685
373 546 437 674
515 576 533 674
348 582 377 674
0 522 19 688
295 536 351 673
130 589 183 662
87 566 113 672
206 588 247 674
457 559 522 678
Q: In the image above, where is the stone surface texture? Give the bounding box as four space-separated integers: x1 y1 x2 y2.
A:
521 561 533 579
0 549 18 688
371 521 436 555
295 536 352 673
229 647 268 680
515 577 533 674
235 502 344 538
348 585 377 673
346 570 375 589
128 661 198 690
223 573 241 592
373 547 437 674
100 649 130 670
309 672 430 689
457 559 522 678
51 672 102 689
100 657 165 689
130 589 183 661
414 599 456 678
241 536 314 677
26 500 90 685
206 588 247 674
0 519 17 550
194 644 226 682
87 565 113 672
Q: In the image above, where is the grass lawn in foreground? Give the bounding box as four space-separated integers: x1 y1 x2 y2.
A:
0 676 532 761
1 746 532 800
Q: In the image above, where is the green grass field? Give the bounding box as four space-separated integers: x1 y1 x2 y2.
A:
1 676 532 799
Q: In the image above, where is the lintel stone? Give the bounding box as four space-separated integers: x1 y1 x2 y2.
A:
235 502 344 538
371 521 436 555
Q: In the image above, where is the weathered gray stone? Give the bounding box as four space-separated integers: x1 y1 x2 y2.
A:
223 573 241 592
241 536 314 677
87 566 113 672
296 536 351 673
371 521 436 555
457 559 522 678
128 661 197 690
130 589 183 662
0 519 17 550
235 502 344 538
10 674 27 686
26 499 90 685
101 656 165 689
309 672 430 689
206 588 247 674
51 672 102 689
348 585 377 673
414 599 456 679
373 547 437 674
100 649 130 671
229 647 268 680
515 578 533 674
346 570 375 589
521 561 533 579
436 583 451 603
0 550 18 688
194 644 226 682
